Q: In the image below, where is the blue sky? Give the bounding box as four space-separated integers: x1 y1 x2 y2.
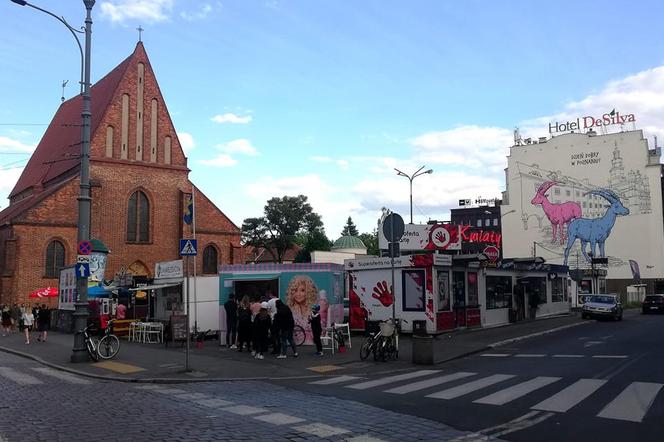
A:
2 0 664 238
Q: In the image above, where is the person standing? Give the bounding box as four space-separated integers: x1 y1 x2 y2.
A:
37 303 50 342
224 294 238 349
236 296 252 352
10 303 21 333
266 292 280 355
21 308 34 344
253 302 271 360
1 306 11 336
309 304 323 356
275 300 298 359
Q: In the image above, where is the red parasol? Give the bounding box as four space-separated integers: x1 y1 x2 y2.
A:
29 287 59 298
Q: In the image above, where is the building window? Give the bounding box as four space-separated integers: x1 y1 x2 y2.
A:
127 190 150 242
583 202 587 208
476 219 482 227
552 277 565 303
45 240 65 278
554 188 560 195
576 191 580 196
402 269 425 311
493 218 498 227
203 245 218 274
486 275 512 309
484 219 491 227
566 190 571 196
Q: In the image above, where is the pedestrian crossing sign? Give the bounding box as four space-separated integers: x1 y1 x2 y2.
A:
179 239 198 256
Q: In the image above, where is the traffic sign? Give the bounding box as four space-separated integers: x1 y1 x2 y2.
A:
179 239 198 256
77 255 90 264
483 245 500 262
77 240 92 255
76 263 90 279
382 213 405 243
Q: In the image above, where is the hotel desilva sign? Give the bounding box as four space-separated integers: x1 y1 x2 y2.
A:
548 110 636 134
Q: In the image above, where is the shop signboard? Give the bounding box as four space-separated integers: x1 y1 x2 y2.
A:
155 260 183 279
58 266 77 312
378 222 461 252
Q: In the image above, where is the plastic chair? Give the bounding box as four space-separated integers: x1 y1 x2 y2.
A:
320 328 335 354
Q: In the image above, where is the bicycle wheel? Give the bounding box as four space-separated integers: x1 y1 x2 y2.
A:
373 337 385 361
97 334 120 359
359 339 373 360
86 337 99 362
293 325 306 346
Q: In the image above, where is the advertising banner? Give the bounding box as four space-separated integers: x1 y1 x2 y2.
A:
378 223 461 251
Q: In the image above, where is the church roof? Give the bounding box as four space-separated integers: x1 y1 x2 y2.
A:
332 235 366 251
9 45 139 200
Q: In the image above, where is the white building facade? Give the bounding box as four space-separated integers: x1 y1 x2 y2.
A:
501 128 664 294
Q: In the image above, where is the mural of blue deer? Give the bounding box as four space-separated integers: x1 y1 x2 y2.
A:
563 189 629 266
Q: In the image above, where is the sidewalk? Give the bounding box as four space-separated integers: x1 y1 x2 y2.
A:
0 313 586 383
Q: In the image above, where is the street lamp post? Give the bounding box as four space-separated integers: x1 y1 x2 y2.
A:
394 166 433 224
11 0 95 362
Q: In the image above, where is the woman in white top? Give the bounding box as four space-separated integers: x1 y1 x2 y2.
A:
21 310 34 344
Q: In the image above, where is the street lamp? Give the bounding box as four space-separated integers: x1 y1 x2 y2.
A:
394 166 433 224
12 0 95 363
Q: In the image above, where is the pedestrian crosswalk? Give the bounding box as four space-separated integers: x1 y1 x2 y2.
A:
0 366 94 386
310 370 664 424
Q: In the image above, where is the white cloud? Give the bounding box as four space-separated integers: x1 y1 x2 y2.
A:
211 113 252 124
216 139 259 156
198 154 237 167
309 156 332 163
0 167 24 211
177 132 195 153
100 0 174 24
309 156 349 169
180 4 213 21
0 136 35 153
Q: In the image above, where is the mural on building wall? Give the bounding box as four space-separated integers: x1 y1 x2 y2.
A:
562 189 629 265
530 181 581 244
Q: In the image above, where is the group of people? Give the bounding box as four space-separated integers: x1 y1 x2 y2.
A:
1 303 51 344
224 290 325 360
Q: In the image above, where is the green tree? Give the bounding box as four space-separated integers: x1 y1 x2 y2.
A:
241 195 324 263
340 216 359 237
359 230 379 256
294 229 333 263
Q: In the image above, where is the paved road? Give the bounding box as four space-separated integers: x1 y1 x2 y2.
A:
0 352 496 442
270 310 664 442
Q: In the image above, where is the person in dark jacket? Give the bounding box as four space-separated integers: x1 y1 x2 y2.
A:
224 294 238 349
236 296 252 352
274 300 298 358
253 302 271 360
37 304 50 342
308 304 323 356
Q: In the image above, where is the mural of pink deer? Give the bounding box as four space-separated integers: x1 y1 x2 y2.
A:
531 181 582 244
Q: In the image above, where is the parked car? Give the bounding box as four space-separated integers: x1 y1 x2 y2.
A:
642 294 664 314
581 294 623 321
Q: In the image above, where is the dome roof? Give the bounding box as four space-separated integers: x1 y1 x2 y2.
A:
332 235 366 251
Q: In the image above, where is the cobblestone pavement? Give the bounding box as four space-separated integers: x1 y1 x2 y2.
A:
0 352 500 442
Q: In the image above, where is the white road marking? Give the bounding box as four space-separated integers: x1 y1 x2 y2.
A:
31 367 93 385
346 436 387 442
221 405 268 415
584 341 604 348
310 375 362 385
474 376 561 405
490 412 555 438
384 372 476 395
134 384 163 390
592 355 628 359
514 354 546 358
194 398 234 408
154 387 187 395
597 382 663 422
254 413 306 425
448 411 552 442
293 423 351 438
0 367 43 385
173 393 208 400
480 353 511 357
532 379 607 412
426 374 515 400
553 354 584 358
345 370 440 390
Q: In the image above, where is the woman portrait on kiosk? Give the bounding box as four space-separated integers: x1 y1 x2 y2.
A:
286 275 318 345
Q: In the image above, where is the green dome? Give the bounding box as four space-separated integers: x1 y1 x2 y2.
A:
332 235 366 250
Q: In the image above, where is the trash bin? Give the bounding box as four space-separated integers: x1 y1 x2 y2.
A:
412 320 428 337
412 335 434 365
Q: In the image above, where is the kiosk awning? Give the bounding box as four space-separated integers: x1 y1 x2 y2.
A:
223 273 280 281
129 282 182 291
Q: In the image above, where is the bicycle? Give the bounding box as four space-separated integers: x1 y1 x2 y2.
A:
375 318 406 361
82 324 100 362
292 324 306 346
97 319 120 360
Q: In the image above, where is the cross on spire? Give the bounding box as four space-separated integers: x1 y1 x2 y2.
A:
137 25 144 42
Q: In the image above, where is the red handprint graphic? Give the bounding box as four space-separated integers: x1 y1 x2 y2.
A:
372 281 393 307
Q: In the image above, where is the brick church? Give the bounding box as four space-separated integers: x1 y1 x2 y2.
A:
0 42 242 306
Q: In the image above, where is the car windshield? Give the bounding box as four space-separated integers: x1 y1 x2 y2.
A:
588 295 616 304
644 295 663 302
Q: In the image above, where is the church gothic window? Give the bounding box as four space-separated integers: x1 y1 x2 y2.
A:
45 240 65 278
203 245 218 274
127 190 150 243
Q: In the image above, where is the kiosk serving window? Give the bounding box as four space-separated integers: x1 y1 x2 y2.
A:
486 275 512 309
467 272 479 306
402 269 425 311
437 271 450 311
551 277 565 303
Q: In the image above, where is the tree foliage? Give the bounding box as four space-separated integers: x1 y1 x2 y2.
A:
241 195 323 263
359 230 379 256
294 229 333 263
340 216 359 237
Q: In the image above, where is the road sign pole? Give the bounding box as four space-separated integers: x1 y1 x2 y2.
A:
185 255 191 372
